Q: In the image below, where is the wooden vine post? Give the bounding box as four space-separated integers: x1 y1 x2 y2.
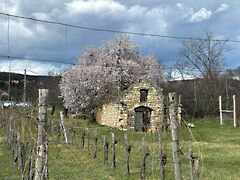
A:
112 132 116 169
87 128 90 154
6 115 13 149
124 133 131 175
20 143 26 179
81 129 85 148
160 152 167 180
93 128 98 159
13 131 18 164
178 95 182 124
158 130 166 180
60 111 68 144
188 147 194 180
103 135 108 163
34 89 48 180
70 127 76 145
73 128 76 145
188 147 200 180
28 146 35 180
169 92 182 180
141 137 149 179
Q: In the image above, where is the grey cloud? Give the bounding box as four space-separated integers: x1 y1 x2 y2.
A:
0 0 239 75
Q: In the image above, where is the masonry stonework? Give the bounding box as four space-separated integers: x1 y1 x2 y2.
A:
96 79 164 131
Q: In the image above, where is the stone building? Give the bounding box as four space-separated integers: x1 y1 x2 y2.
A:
96 79 164 132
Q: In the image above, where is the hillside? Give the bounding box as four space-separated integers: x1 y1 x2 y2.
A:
1 71 240 117
0 72 62 107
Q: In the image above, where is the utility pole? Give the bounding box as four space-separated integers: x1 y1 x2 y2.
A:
8 69 11 101
225 77 229 109
23 69 26 102
7 15 11 101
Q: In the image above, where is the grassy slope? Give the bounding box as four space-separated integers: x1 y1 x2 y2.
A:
1 117 239 180
191 120 240 180
46 119 240 179
0 136 20 179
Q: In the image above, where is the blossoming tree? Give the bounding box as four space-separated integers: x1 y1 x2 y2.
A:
59 35 162 117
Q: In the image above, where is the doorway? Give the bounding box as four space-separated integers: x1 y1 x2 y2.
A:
134 106 152 132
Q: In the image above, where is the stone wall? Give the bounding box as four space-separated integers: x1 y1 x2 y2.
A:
96 103 120 127
96 79 164 131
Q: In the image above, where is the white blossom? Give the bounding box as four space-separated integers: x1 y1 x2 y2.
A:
59 35 163 115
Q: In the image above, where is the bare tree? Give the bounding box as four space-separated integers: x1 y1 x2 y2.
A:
173 31 230 116
180 31 229 79
59 34 163 116
226 66 240 80
173 60 191 80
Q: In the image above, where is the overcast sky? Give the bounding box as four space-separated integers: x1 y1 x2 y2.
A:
0 0 239 75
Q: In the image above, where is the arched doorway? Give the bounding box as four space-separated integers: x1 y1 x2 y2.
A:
134 106 152 132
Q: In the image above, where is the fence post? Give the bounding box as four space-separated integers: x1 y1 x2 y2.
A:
219 96 223 125
28 146 34 180
60 111 68 144
188 147 194 180
160 152 167 180
87 128 90 154
43 141 48 179
158 130 166 180
34 89 48 180
13 131 19 164
169 92 182 180
103 135 108 163
70 127 76 145
112 132 116 169
141 137 149 179
81 129 85 148
7 115 13 149
194 157 200 180
124 133 131 175
233 95 237 128
188 147 200 180
20 143 26 179
93 128 98 159
178 95 182 124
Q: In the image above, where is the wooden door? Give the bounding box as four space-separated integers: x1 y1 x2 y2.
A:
134 106 152 131
134 111 143 131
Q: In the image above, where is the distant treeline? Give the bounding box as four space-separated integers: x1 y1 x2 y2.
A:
0 72 62 108
163 78 240 118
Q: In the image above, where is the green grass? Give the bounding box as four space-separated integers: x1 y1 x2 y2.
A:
0 137 20 179
0 113 240 180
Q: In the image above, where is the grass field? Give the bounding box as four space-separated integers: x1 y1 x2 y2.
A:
0 113 239 180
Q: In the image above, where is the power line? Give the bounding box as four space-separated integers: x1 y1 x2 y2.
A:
0 12 240 43
0 53 168 68
0 54 235 73
161 64 231 73
27 69 45 75
0 54 223 71
7 15 11 100
0 12 238 75
0 54 74 65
